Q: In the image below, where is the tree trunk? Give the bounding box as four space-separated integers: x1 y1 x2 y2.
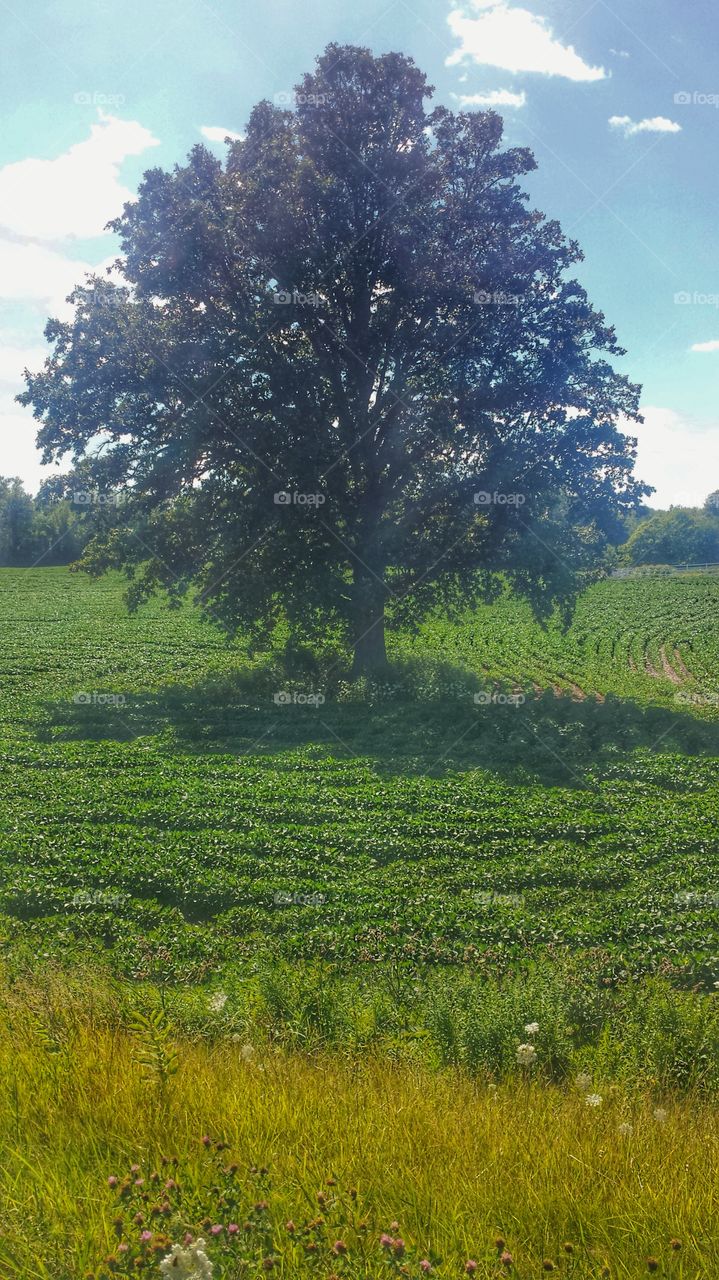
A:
351 571 388 679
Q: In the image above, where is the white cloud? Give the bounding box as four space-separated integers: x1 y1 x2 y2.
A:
690 339 719 353
0 236 94 315
622 406 719 508
446 0 606 81
0 112 159 242
453 88 526 107
609 114 681 136
0 343 47 387
200 125 244 143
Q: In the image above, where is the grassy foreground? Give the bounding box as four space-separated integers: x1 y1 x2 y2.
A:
0 977 717 1279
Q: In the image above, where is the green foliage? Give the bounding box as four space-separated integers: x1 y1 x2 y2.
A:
623 506 719 566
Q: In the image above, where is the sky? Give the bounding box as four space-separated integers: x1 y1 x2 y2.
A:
0 0 717 507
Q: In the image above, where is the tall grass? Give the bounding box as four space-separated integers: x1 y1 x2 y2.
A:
0 976 716 1278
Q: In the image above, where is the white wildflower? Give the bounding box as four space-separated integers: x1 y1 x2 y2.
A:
160 1238 213 1279
575 1071 592 1092
524 1021 539 1035
585 1093 602 1107
516 1042 537 1067
240 1043 255 1062
618 1122 633 1136
208 990 227 1013
653 1107 668 1124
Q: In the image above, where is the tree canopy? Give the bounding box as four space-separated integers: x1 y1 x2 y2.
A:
19 44 648 674
624 506 719 567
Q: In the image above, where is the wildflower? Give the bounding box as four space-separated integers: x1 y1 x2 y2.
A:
210 1224 223 1236
285 1221 296 1234
332 1241 348 1255
390 1221 400 1232
209 990 227 1013
618 1122 633 1136
465 1263 478 1275
420 1262 433 1274
516 1042 537 1067
524 1022 539 1035
241 1043 254 1062
381 1234 394 1249
500 1251 513 1268
393 1239 405 1256
653 1107 668 1124
118 1243 129 1254
133 1213 144 1225
575 1071 592 1092
159 1239 213 1279
494 1238 505 1252
646 1259 659 1273
563 1242 574 1254
201 1135 212 1148
262 1259 275 1271
254 1200 269 1212
670 1238 682 1251
585 1093 602 1107
542 1263 555 1272
108 1176 119 1188
228 1224 239 1235
130 1165 141 1174
140 1231 152 1242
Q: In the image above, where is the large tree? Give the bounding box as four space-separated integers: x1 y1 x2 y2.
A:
19 44 647 676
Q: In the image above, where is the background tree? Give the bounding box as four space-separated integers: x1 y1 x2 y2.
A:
19 44 648 676
623 506 719 566
704 489 719 517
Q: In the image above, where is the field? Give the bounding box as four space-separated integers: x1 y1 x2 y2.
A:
2 568 719 1277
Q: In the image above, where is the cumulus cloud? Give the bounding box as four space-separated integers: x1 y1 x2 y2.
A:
446 0 606 81
200 125 244 143
609 114 681 136
622 406 719 508
690 339 719 353
0 236 94 314
0 112 159 242
453 88 526 107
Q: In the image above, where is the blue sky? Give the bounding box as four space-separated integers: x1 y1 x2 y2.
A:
0 0 717 505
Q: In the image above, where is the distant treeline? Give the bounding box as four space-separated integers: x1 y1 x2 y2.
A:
1 476 718 571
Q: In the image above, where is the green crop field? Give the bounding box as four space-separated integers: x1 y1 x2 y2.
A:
1 567 718 994
3 569 719 1278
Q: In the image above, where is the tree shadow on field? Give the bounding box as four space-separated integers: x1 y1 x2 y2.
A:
36 658 719 789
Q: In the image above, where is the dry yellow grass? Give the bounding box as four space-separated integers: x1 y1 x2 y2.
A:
0 1002 717 1279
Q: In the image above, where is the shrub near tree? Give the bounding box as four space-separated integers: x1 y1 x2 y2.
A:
19 44 648 675
623 506 719 567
